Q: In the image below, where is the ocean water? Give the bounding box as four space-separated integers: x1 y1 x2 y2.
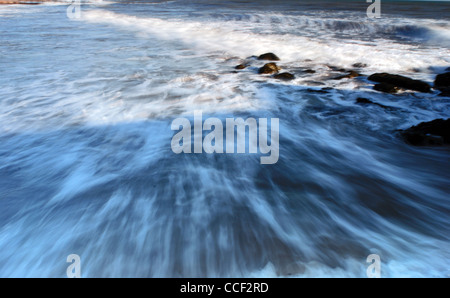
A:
0 0 449 277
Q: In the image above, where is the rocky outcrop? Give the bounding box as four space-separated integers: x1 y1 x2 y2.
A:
259 63 280 74
327 65 347 72
257 53 280 61
352 63 367 68
274 73 295 81
400 119 450 146
306 88 331 94
373 83 399 94
332 70 361 80
434 72 450 93
356 97 389 109
235 63 249 70
368 73 431 93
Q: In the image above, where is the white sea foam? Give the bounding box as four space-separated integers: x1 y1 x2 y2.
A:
81 10 450 74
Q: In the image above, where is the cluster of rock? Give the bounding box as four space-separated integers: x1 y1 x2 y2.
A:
364 72 449 146
233 53 450 147
235 53 296 81
400 119 450 146
368 73 431 93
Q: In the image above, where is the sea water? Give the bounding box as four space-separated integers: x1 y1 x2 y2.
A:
0 0 449 277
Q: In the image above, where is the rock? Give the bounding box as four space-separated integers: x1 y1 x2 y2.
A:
434 72 450 92
332 70 360 80
257 53 280 61
235 63 249 70
373 83 399 94
352 63 367 68
368 73 431 93
259 63 280 75
356 97 390 109
356 97 373 104
304 69 316 74
400 118 450 146
306 88 331 94
274 73 295 81
327 65 347 72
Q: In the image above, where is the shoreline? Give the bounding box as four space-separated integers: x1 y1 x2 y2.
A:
0 0 51 4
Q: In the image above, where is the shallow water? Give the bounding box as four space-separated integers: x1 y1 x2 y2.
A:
0 0 449 277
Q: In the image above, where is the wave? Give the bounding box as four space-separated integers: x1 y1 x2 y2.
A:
80 10 450 74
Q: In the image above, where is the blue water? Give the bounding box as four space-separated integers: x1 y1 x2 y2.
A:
0 0 449 277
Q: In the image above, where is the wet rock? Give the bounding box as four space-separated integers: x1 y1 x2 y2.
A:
352 63 367 68
306 88 331 94
327 65 347 72
235 63 249 70
259 63 280 75
332 70 361 80
356 97 373 104
356 97 390 109
400 118 450 146
304 69 316 74
434 72 450 92
257 53 280 61
373 83 399 94
274 72 295 81
368 73 431 93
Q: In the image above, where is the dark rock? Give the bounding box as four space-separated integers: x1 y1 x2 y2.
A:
304 69 316 74
356 97 390 109
400 118 450 146
434 72 450 92
257 53 280 61
274 72 295 81
356 97 373 104
352 63 367 68
235 63 249 70
373 83 399 94
306 88 331 94
259 63 280 75
327 65 347 72
368 72 431 93
332 70 361 80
